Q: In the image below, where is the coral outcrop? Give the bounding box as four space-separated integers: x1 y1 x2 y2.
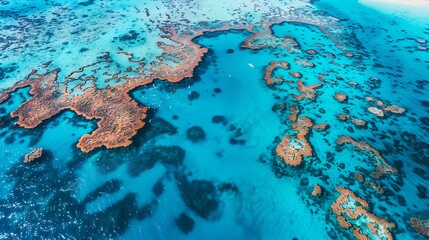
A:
276 110 314 167
331 187 395 240
24 148 43 163
334 93 347 103
264 61 290 85
336 136 397 176
312 184 322 197
292 81 322 101
411 217 429 237
366 97 406 117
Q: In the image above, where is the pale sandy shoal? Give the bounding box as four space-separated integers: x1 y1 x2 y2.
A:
360 0 429 6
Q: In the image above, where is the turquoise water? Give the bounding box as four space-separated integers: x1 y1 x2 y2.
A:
0 0 428 239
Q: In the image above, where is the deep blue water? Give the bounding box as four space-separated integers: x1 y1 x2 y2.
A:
0 0 428 239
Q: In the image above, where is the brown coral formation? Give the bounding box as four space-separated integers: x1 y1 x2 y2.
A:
337 114 349 121
241 19 299 53
24 148 43 163
0 18 360 154
313 123 329 132
306 49 317 55
292 116 314 135
345 52 354 58
276 135 312 167
294 58 315 68
331 187 395 240
366 97 406 117
334 93 347 103
354 174 384 194
383 105 405 115
368 107 384 117
264 61 290 85
0 25 214 152
292 81 322 101
351 118 367 128
276 115 314 167
355 173 364 183
311 184 322 197
0 70 150 153
288 106 298 122
288 72 302 79
411 217 429 237
336 113 367 128
336 136 397 175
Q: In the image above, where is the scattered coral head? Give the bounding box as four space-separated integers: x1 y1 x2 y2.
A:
311 184 322 197
411 217 429 237
337 114 349 121
24 148 43 163
351 118 367 127
313 123 329 132
368 107 384 117
306 49 317 55
334 93 347 103
366 96 406 117
288 71 302 79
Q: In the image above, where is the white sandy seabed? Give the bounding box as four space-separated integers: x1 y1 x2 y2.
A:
359 0 429 20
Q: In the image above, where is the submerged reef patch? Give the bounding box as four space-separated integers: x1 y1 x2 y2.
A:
24 148 43 163
331 187 395 240
276 108 314 167
411 217 429 237
336 136 397 176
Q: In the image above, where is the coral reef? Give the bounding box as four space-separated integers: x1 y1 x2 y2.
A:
313 123 329 132
276 114 314 167
354 174 384 194
176 213 195 234
334 93 347 103
288 106 298 122
306 49 317 55
331 187 395 240
344 52 354 58
24 148 43 163
0 13 354 154
336 136 397 176
351 118 367 128
175 173 219 219
264 61 290 85
366 97 406 117
338 114 349 121
288 72 303 79
312 184 322 197
0 23 243 153
368 107 384 117
241 19 299 52
186 126 206 143
276 135 312 167
383 105 406 115
294 58 315 68
411 217 429 237
292 81 322 101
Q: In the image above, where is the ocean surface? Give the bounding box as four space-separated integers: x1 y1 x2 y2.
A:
0 0 428 239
